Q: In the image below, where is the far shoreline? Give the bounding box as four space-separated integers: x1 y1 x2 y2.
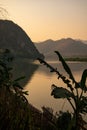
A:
42 58 87 63
64 57 87 62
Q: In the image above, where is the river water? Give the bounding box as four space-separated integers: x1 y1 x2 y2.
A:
25 61 87 115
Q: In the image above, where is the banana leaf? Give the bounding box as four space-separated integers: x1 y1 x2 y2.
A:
80 69 87 92
51 84 72 99
55 51 75 83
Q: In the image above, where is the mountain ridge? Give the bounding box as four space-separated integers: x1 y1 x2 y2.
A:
35 38 87 60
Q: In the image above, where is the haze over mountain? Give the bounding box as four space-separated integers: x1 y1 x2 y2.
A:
35 38 87 60
0 20 43 60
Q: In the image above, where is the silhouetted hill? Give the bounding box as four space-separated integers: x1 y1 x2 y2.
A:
35 38 87 60
0 19 43 59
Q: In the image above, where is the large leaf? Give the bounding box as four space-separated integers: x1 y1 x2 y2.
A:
51 84 72 99
80 69 87 91
55 51 75 83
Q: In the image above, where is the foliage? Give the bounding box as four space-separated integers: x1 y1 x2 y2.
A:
41 106 56 130
0 49 30 130
56 111 72 130
38 51 87 130
0 49 57 130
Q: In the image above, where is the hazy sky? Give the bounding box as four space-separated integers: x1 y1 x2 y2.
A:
0 0 87 42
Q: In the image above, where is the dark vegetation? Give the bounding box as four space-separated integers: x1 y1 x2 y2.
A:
0 49 57 130
0 49 30 130
0 49 87 130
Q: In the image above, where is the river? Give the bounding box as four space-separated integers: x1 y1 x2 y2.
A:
25 61 87 115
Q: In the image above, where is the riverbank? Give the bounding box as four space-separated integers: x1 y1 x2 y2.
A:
64 57 87 62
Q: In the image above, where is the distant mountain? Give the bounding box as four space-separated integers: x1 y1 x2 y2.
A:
82 40 87 44
0 20 43 60
35 38 87 60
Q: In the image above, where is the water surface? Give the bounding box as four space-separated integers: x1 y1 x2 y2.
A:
25 61 87 113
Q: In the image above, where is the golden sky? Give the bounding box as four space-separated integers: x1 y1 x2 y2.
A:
0 0 87 42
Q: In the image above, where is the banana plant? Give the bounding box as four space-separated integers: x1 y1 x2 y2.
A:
38 51 87 130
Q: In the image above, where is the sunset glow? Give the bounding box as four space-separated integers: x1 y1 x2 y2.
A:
0 0 87 42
